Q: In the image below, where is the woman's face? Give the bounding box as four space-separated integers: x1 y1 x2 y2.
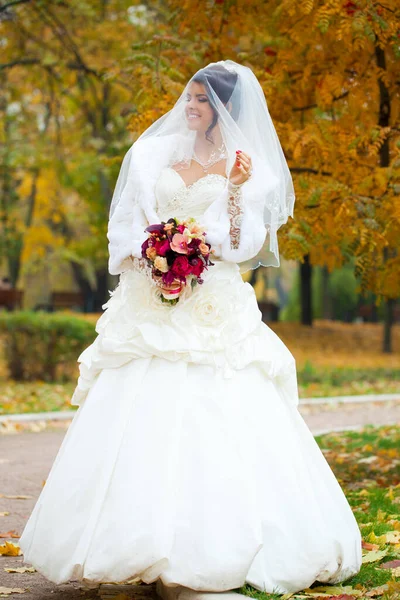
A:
185 81 215 133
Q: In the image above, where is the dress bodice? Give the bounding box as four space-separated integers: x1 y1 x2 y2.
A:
155 167 227 222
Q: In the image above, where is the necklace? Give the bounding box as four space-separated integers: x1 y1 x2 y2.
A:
192 142 227 172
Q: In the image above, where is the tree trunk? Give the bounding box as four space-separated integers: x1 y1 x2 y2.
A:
300 254 313 326
383 296 395 354
321 265 332 320
375 45 395 353
249 267 258 289
70 262 95 313
93 268 109 312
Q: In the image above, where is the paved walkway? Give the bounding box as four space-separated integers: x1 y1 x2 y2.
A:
0 398 399 599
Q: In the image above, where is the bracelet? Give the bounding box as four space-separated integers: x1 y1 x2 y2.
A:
227 180 244 192
227 181 244 250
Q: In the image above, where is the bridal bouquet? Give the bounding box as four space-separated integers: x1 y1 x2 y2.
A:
141 217 214 305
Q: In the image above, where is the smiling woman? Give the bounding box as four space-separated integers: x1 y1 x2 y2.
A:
18 60 362 596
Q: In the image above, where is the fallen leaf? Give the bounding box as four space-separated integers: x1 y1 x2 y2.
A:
365 585 389 597
385 531 400 543
392 566 400 577
0 541 21 556
362 549 388 563
302 586 362 597
388 581 400 593
324 596 356 600
4 567 35 574
0 513 9 518
362 541 379 551
358 456 378 464
0 495 32 500
381 559 400 569
0 587 26 595
387 518 400 529
0 531 19 539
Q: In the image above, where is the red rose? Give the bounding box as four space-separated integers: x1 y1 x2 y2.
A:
171 255 191 277
189 257 204 278
155 239 171 256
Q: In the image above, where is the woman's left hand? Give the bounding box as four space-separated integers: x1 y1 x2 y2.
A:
229 151 252 186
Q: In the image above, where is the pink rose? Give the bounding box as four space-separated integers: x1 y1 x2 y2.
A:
170 233 189 254
199 243 210 256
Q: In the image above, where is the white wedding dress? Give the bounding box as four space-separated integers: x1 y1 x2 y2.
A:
19 168 362 594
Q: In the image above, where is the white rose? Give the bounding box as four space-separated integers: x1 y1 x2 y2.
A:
191 292 226 327
154 256 169 273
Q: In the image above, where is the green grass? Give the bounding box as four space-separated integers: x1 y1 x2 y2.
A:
345 561 394 587
237 425 400 600
298 363 400 398
0 380 76 415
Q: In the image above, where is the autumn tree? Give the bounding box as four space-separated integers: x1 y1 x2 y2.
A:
1 0 399 347
0 0 141 308
127 0 399 347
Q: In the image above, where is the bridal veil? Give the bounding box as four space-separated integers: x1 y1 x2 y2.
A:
107 60 295 275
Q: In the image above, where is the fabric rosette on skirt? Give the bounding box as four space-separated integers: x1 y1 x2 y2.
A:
71 261 299 408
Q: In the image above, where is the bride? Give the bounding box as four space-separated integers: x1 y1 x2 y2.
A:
19 60 362 595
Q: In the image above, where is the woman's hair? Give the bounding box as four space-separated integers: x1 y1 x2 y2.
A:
192 64 239 143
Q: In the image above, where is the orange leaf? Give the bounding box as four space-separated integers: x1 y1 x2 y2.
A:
0 531 19 538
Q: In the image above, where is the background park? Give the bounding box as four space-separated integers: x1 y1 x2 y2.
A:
0 0 399 598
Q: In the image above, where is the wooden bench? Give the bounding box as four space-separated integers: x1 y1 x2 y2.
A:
357 303 400 323
51 291 85 311
0 289 24 311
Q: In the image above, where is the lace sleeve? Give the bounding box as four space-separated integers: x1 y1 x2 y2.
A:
201 177 267 264
227 181 244 250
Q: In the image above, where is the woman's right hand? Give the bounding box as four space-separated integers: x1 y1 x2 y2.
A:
229 150 252 186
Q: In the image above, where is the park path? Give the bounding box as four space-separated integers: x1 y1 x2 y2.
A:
0 396 399 599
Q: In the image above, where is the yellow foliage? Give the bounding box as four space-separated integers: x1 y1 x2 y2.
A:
0 541 21 556
1 0 399 303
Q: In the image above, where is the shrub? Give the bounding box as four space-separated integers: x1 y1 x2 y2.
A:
0 312 96 382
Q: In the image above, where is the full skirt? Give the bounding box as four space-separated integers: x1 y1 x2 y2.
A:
19 261 362 593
